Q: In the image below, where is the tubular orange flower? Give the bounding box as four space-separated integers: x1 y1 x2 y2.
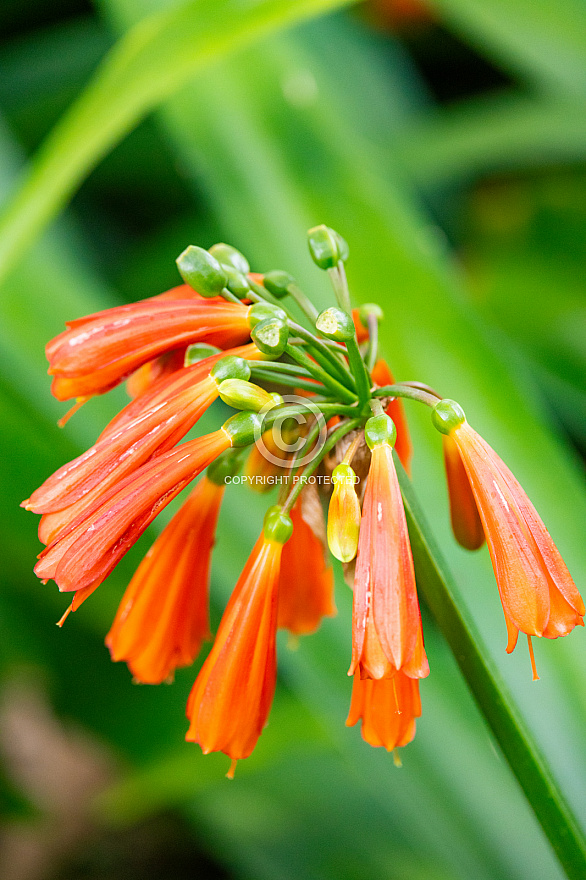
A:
25 345 261 517
350 414 429 681
433 400 585 675
278 489 336 636
371 359 413 475
186 507 293 776
33 430 231 594
47 296 251 400
346 671 422 751
442 433 485 551
105 476 224 684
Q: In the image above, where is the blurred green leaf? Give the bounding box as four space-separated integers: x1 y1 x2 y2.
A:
0 0 358 285
426 0 586 96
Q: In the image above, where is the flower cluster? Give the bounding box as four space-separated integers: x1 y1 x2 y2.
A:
24 228 583 775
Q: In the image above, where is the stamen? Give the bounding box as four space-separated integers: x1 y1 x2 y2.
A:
226 758 238 780
57 397 88 428
56 604 73 628
392 749 403 768
527 635 540 681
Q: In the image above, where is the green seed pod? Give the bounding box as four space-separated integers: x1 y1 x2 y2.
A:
223 265 251 299
206 448 244 485
365 413 397 450
251 317 289 357
176 245 227 297
208 243 250 275
358 303 384 324
262 270 295 299
247 301 288 329
221 411 263 448
315 307 355 341
218 379 283 413
431 399 466 436
210 356 251 385
184 343 221 366
307 225 349 270
263 506 294 545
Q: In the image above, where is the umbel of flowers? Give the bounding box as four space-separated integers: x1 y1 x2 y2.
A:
24 227 584 775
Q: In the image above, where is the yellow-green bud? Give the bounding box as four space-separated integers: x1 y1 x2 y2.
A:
218 379 282 413
327 463 361 563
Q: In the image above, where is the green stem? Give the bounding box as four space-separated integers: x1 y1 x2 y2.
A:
247 278 297 320
327 262 351 312
345 336 371 405
289 322 356 391
397 462 586 880
372 384 439 408
282 417 362 513
285 343 357 404
288 283 319 323
365 313 379 373
250 367 327 393
220 287 243 305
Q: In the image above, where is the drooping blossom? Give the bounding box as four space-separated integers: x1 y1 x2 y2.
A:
186 507 292 777
106 476 224 684
433 400 585 677
442 432 484 551
34 430 231 595
278 487 336 636
47 296 251 400
346 671 422 752
350 413 429 681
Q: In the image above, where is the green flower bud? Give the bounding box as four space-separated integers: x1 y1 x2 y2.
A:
218 379 283 413
358 303 384 324
221 411 262 448
247 301 288 329
251 317 289 357
431 399 466 436
176 245 227 297
262 270 295 299
208 243 250 275
307 225 349 270
223 265 251 299
365 413 397 450
184 343 221 366
206 448 244 485
263 506 293 545
210 356 251 385
315 307 355 341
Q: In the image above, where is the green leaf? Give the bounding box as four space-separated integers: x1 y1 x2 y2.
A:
0 0 357 286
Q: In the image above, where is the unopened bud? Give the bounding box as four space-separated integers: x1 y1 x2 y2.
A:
431 399 466 436
247 301 288 329
210 356 251 385
263 506 293 545
223 266 251 299
218 379 282 413
307 225 349 270
327 463 361 563
176 245 227 297
358 303 384 324
263 270 295 299
221 411 262 448
208 243 250 275
184 343 221 366
365 414 396 450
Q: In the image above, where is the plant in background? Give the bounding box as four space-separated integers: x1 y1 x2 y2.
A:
23 226 584 776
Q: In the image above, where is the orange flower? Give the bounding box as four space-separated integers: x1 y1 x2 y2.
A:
433 401 585 676
25 344 260 518
442 433 484 551
47 296 250 400
186 507 292 775
105 477 223 684
350 414 429 681
33 430 231 595
278 489 336 636
346 671 421 752
371 359 412 475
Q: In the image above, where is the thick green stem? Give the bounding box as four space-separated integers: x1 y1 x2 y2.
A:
249 367 327 393
327 262 351 312
289 322 356 390
365 313 379 373
288 283 319 323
